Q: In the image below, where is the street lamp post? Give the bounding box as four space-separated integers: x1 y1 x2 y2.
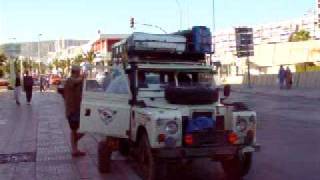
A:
175 0 183 30
38 33 42 75
9 37 23 78
211 0 216 64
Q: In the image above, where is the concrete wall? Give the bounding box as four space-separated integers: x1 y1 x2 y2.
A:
242 72 320 89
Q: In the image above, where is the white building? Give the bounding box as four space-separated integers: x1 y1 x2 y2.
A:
214 9 319 75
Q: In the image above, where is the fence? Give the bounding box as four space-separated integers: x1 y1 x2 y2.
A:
242 72 320 89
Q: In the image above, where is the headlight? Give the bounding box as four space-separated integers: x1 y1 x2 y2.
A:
236 117 248 132
165 121 178 134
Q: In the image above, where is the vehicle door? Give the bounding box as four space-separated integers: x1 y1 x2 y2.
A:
79 68 131 138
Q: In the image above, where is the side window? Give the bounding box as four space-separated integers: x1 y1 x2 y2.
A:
105 71 129 94
86 80 104 92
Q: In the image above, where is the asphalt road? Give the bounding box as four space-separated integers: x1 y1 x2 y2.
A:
0 89 319 180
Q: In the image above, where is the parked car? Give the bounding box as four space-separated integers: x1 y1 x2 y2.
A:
57 79 66 98
0 78 9 86
50 75 61 85
32 76 40 86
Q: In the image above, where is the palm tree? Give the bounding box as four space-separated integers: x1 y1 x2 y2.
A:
73 55 84 66
52 59 60 70
86 51 95 65
59 60 67 77
0 53 7 78
0 53 7 66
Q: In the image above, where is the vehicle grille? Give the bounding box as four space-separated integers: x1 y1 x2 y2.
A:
182 116 228 147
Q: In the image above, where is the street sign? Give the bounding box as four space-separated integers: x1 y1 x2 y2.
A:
235 27 254 58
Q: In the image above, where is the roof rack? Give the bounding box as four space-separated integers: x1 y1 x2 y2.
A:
127 50 206 62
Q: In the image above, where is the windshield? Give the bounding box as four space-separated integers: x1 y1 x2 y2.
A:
138 70 215 90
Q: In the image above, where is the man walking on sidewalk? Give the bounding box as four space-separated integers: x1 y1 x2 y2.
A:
14 72 21 105
64 65 86 157
23 71 33 105
278 65 286 89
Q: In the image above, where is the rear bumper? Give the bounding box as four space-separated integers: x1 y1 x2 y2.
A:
153 144 260 160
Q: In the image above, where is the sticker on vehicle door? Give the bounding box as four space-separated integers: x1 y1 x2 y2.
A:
98 108 117 126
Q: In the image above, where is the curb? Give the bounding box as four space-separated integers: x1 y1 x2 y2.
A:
232 89 320 100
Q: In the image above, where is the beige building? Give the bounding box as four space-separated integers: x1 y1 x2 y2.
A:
214 9 320 76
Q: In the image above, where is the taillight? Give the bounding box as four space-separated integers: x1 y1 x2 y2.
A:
184 134 193 145
245 130 254 145
228 132 239 144
158 134 166 143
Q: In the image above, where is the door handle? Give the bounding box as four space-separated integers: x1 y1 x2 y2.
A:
85 108 91 116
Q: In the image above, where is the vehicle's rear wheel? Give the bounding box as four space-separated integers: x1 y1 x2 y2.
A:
221 152 252 180
137 133 165 180
119 139 130 156
98 140 111 173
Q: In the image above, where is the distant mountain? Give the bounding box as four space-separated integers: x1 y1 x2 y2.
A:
0 39 89 59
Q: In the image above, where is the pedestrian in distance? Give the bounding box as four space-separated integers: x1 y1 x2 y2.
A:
285 67 293 89
23 71 34 105
14 72 21 105
278 65 286 89
40 75 45 92
64 65 86 157
46 76 50 89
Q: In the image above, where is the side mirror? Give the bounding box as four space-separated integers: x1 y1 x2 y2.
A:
128 99 134 105
223 84 231 97
125 69 132 74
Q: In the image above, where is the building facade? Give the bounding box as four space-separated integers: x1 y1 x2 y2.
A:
91 34 129 65
214 9 320 75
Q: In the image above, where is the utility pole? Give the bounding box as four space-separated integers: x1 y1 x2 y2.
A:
10 38 22 79
211 0 216 66
247 56 251 88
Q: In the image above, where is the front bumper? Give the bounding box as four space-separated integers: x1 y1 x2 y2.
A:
153 144 260 160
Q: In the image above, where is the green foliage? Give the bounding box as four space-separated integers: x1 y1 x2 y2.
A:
73 55 84 66
48 63 53 71
0 53 7 77
289 30 311 42
0 53 7 66
86 51 95 65
52 59 60 70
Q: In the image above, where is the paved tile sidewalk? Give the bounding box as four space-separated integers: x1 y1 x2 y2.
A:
232 85 320 100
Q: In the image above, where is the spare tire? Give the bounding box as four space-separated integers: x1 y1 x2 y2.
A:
165 86 218 105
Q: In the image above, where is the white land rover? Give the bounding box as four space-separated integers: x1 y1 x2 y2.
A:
79 62 260 180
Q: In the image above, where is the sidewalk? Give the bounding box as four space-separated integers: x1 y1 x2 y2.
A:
232 85 320 100
0 90 140 180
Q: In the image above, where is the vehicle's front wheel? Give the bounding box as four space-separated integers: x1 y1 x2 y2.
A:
98 140 112 173
137 133 165 180
221 152 252 179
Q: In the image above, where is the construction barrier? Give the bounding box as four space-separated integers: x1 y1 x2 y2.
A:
242 72 320 89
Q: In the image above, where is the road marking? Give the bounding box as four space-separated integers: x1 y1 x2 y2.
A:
0 119 8 125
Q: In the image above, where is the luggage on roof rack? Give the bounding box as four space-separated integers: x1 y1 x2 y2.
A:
111 28 211 64
127 32 186 53
174 26 212 54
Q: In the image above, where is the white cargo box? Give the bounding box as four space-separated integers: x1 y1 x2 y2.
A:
128 32 186 53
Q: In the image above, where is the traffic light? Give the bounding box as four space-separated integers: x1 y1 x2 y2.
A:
130 17 135 28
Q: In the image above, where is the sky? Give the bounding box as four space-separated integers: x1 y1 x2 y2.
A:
0 0 315 44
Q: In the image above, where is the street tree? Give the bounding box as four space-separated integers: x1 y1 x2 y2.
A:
52 59 60 70
289 30 311 42
0 53 7 77
59 60 67 77
86 51 95 65
73 55 84 66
